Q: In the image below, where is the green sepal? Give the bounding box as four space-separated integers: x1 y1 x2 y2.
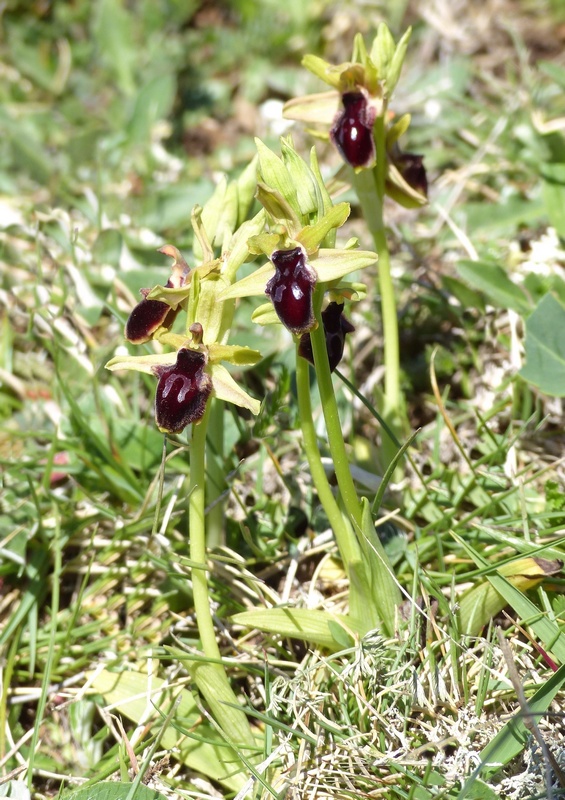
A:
314 248 378 283
209 363 261 415
207 343 262 366
218 262 274 301
386 163 427 208
295 203 350 253
387 26 412 94
251 302 280 326
105 352 178 374
255 182 303 233
283 90 339 126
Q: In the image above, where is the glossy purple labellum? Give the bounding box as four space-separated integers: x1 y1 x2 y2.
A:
125 298 178 345
299 302 355 372
265 247 317 336
330 91 376 169
153 348 212 433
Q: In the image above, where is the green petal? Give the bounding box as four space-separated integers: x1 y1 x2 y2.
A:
247 232 284 257
314 248 378 283
105 352 177 374
301 55 345 89
295 203 350 253
218 262 274 301
191 203 215 263
210 363 261 415
207 343 262 365
251 302 280 326
283 91 340 126
145 283 192 307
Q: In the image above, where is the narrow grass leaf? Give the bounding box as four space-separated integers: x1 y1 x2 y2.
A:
232 608 364 649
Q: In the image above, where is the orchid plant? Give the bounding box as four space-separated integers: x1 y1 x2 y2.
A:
105 21 420 761
284 24 428 464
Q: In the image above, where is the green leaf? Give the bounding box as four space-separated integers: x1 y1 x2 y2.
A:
475 661 565 780
88 669 246 791
232 608 364 650
65 783 167 800
456 259 530 314
452 532 565 663
520 293 565 396
92 0 137 95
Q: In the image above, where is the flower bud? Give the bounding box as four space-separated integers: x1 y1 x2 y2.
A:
330 91 376 169
265 247 317 336
391 147 428 198
153 348 212 433
299 301 355 372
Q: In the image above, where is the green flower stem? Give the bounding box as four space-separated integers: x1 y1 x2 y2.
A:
310 294 362 529
296 351 360 569
352 143 403 464
190 407 223 662
189 407 254 746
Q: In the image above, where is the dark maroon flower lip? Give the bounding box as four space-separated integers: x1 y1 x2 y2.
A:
265 247 317 336
125 298 179 344
299 301 355 372
330 91 376 169
153 348 212 433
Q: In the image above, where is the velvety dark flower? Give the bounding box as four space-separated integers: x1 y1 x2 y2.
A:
298 302 355 372
153 348 213 433
330 91 376 169
125 291 179 345
265 247 317 336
